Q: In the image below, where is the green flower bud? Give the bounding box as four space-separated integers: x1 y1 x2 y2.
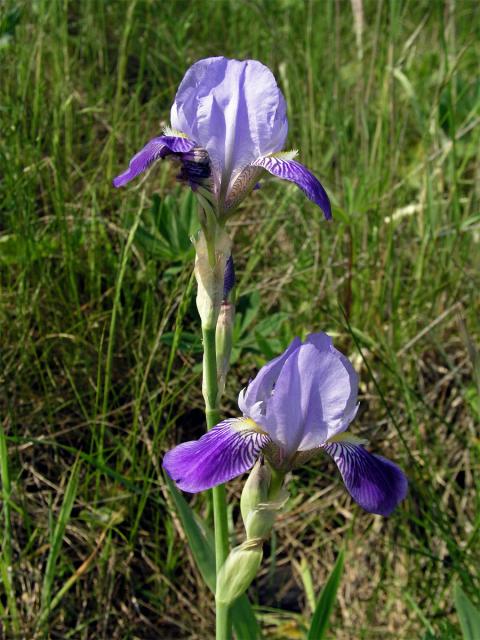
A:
216 539 263 605
240 462 288 540
244 504 277 541
240 461 271 524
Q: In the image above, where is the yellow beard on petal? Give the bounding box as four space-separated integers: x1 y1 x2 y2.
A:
327 432 368 445
231 417 268 436
162 126 189 138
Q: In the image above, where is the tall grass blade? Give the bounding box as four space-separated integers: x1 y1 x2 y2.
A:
454 584 480 640
100 203 144 464
39 458 80 625
0 427 20 634
307 550 344 640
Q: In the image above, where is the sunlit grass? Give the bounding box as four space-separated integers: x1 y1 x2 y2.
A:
0 0 479 637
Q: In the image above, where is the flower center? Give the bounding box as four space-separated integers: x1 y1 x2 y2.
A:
176 147 212 190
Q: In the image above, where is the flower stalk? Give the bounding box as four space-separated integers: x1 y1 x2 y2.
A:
202 305 232 640
195 216 233 639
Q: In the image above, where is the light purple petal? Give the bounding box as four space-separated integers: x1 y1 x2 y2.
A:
238 337 302 415
261 346 304 454
306 332 359 436
162 419 270 493
171 57 288 196
251 156 331 219
113 135 196 188
322 441 408 516
260 337 358 454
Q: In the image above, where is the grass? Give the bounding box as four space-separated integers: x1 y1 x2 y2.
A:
1 0 479 638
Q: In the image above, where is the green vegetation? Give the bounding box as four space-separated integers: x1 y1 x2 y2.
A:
1 0 478 637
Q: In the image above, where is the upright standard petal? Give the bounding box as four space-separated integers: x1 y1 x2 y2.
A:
322 439 408 516
163 419 270 493
238 337 302 417
171 57 288 196
306 332 359 434
113 135 196 188
260 337 358 454
252 155 332 219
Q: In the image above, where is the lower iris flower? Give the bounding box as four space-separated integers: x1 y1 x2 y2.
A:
163 333 408 516
113 56 331 220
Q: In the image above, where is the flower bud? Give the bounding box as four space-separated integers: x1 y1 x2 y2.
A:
193 227 231 329
216 539 263 605
240 462 288 540
240 461 271 525
216 302 235 397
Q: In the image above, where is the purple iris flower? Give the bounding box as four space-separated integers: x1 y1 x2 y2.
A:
163 333 408 516
113 57 331 219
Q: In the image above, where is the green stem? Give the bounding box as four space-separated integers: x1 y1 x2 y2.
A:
202 325 231 640
215 598 231 640
267 465 286 501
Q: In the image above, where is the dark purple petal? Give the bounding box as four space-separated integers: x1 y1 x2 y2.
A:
252 156 331 219
113 135 195 188
223 255 235 299
176 147 212 189
171 57 288 194
322 440 408 516
163 419 270 493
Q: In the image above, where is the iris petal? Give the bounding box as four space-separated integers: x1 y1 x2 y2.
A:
256 336 358 454
305 332 359 439
238 337 302 415
163 419 270 493
251 155 331 219
171 57 288 195
322 440 408 515
113 135 196 188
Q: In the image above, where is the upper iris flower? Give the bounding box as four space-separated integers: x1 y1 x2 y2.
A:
113 56 331 220
163 333 408 516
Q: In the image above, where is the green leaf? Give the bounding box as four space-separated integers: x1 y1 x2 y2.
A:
134 225 173 260
164 474 216 592
231 592 262 640
254 331 277 359
454 584 480 640
0 233 58 264
134 190 197 263
165 474 261 639
307 550 344 640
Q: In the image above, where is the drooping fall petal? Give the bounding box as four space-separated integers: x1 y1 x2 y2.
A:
252 155 331 219
113 135 195 188
322 440 408 516
163 419 270 493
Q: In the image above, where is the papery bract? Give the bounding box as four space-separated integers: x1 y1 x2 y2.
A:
163 332 408 516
